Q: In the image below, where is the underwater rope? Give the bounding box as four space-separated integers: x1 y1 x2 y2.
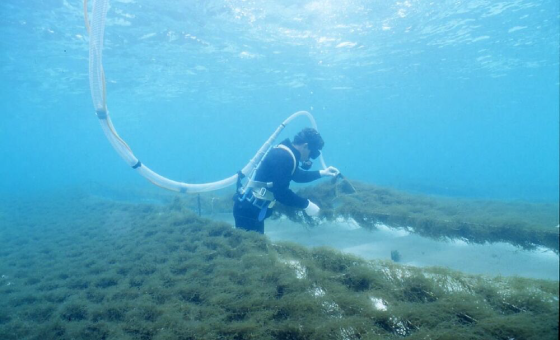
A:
85 0 327 193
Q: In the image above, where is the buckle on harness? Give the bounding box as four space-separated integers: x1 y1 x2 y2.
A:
252 196 269 209
258 187 267 197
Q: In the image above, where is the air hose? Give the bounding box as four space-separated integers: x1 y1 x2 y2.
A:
85 0 327 193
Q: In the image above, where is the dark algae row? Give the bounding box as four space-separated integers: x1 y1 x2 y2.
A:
83 180 560 252
0 191 558 339
273 181 560 253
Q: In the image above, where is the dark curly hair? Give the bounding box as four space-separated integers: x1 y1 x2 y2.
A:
293 128 324 151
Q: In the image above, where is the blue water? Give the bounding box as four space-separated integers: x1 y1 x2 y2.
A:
0 0 558 202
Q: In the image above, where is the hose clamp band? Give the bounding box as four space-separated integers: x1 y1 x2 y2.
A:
96 109 107 119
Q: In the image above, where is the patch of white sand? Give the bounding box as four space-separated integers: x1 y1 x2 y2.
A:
212 214 559 280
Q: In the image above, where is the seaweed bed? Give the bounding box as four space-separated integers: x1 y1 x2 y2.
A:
0 191 558 340
88 181 560 253
269 181 559 253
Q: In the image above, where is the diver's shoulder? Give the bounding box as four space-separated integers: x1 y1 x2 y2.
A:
268 147 292 160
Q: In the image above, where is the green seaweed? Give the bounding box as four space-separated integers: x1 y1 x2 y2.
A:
274 181 559 252
0 192 557 340
161 179 558 252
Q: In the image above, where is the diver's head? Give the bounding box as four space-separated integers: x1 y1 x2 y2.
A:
293 128 324 167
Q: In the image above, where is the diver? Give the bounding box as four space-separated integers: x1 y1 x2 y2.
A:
233 128 340 234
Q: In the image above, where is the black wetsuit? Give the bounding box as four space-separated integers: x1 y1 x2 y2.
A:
233 139 321 233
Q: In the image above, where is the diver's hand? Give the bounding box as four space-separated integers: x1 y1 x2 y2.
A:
320 166 340 177
304 200 320 216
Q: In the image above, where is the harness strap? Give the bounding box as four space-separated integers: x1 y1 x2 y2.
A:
276 144 297 175
238 144 296 217
246 180 275 201
236 170 245 192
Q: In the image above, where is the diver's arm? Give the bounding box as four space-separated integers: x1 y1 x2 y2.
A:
292 167 321 183
273 187 309 208
269 152 309 208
